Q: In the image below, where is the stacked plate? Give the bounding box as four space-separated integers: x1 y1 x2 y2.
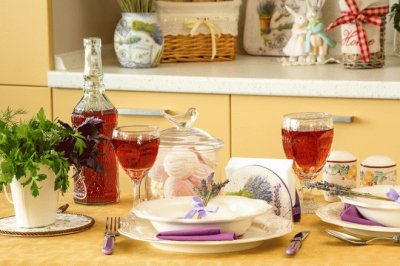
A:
119 196 293 253
316 185 400 237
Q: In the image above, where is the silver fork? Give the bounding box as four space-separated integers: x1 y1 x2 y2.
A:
325 229 400 245
102 217 121 255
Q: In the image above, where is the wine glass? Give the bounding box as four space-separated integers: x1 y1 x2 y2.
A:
282 112 334 214
112 125 160 208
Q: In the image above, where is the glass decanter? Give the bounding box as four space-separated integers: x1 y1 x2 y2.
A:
72 37 119 205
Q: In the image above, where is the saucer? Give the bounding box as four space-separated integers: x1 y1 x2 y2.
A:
316 202 400 237
224 165 293 220
0 213 94 237
119 212 293 253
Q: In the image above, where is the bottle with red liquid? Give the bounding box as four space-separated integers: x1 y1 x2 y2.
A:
72 37 119 205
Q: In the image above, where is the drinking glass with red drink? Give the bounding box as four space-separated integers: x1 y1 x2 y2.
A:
282 112 334 213
112 125 160 208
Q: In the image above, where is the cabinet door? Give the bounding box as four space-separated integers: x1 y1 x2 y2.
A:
0 0 51 86
232 95 400 171
53 89 231 192
0 86 51 118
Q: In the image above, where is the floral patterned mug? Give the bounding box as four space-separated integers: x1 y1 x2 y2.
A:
360 155 397 187
322 151 357 202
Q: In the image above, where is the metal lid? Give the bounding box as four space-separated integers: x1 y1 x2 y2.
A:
160 108 224 151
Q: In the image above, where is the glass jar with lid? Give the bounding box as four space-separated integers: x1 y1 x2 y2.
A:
147 108 224 199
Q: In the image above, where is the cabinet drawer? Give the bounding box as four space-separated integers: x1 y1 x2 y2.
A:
232 96 400 173
0 86 51 118
53 89 230 192
0 0 51 86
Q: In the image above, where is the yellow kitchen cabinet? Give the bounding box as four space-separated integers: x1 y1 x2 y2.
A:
232 95 400 175
52 88 230 192
0 0 52 86
0 86 52 118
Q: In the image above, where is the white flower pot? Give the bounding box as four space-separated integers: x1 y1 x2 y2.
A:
6 165 59 228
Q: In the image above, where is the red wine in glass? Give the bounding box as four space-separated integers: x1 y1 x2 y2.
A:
112 125 160 208
112 137 160 180
281 112 334 214
282 128 334 179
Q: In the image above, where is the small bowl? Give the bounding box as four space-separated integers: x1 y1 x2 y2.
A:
340 185 400 227
132 196 272 236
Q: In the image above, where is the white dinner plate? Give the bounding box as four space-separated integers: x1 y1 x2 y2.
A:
316 202 400 237
119 212 293 253
224 165 293 220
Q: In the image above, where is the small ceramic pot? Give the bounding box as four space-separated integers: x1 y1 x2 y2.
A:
322 151 357 202
114 12 164 68
360 155 397 187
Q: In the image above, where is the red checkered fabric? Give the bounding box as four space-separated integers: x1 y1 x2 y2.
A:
326 0 389 63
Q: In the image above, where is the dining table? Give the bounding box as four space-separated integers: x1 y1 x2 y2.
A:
0 193 398 265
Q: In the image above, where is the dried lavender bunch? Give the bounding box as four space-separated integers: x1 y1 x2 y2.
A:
193 173 229 207
306 181 395 202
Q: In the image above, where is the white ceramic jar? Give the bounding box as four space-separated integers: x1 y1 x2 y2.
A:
322 151 357 202
360 155 397 187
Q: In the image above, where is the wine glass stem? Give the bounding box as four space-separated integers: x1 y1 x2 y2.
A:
132 179 142 208
300 179 314 202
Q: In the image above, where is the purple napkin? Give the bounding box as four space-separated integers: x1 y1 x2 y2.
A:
340 204 384 226
156 227 237 241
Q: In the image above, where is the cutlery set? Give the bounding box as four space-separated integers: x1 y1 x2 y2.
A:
102 217 121 255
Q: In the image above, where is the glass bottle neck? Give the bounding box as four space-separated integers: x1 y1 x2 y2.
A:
83 37 105 93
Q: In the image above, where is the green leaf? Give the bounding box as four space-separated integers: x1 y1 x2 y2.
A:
31 181 39 197
36 174 47 181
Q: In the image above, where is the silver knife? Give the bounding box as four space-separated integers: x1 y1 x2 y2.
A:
285 231 310 256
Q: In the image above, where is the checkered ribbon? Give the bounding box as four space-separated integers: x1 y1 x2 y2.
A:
326 0 389 63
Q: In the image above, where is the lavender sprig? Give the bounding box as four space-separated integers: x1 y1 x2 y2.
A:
306 181 395 202
193 173 229 207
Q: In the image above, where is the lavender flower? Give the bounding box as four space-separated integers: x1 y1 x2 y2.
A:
193 173 229 207
243 176 273 202
307 181 398 203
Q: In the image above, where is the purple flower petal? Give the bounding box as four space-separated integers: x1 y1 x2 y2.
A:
386 188 400 202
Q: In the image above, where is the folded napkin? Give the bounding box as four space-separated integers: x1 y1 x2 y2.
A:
340 204 384 226
156 227 237 241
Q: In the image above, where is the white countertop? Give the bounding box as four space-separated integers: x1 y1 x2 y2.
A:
48 53 400 100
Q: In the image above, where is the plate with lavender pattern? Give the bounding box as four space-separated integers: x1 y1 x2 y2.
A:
224 165 293 221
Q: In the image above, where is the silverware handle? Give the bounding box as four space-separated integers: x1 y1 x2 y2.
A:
332 115 354 123
285 240 302 255
102 235 115 255
117 108 166 117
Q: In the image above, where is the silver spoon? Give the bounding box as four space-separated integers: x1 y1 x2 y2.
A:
325 229 400 245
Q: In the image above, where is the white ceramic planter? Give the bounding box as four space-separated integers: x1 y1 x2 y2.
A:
7 165 59 228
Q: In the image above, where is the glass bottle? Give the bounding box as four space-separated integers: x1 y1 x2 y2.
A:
72 37 119 205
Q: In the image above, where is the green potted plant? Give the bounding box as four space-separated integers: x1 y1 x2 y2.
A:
257 0 276 33
0 108 104 228
390 1 400 55
114 0 164 68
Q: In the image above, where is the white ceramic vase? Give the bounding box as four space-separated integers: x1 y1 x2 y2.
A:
395 30 400 56
6 165 59 228
114 12 164 68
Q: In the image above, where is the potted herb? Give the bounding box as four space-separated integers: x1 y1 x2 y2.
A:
257 0 276 33
114 0 164 68
390 1 400 55
0 108 104 228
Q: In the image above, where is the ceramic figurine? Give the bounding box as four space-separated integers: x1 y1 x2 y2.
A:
305 0 336 63
282 6 308 63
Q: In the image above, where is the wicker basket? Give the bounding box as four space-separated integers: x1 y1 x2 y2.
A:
155 0 241 63
342 17 386 69
162 34 237 62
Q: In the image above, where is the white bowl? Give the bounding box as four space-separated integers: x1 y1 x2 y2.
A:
340 185 400 227
132 196 272 236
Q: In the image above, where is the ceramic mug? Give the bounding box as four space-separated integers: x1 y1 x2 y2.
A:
360 155 397 187
322 151 357 202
